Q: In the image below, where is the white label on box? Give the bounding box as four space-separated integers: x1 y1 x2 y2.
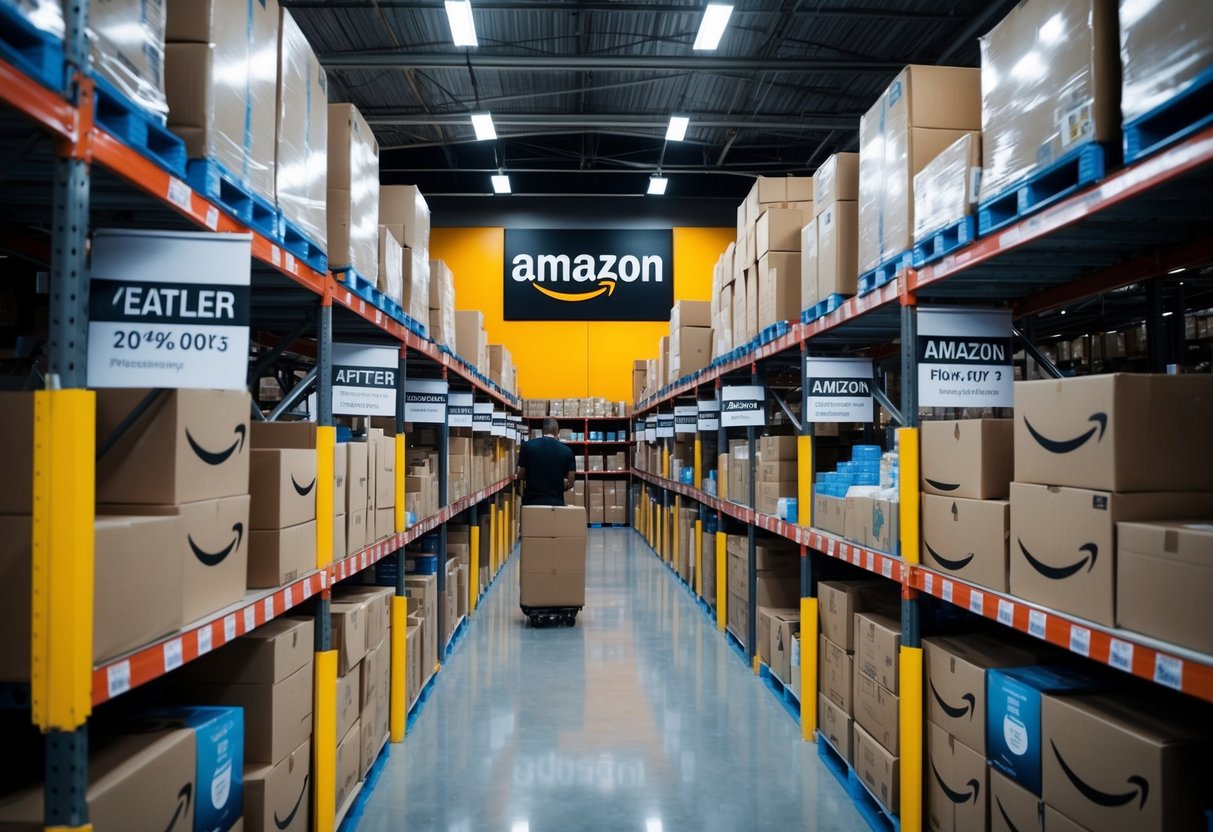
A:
264 597 274 619
163 638 183 673
997 599 1014 626
697 398 720 432
924 573 934 595
223 614 236 642
204 205 219 230
721 385 766 427
675 406 697 435
243 606 256 633
806 357 874 423
942 580 953 603
1028 609 1047 639
492 411 507 437
1154 654 1183 690
1109 639 1133 672
333 342 399 417
916 306 1013 408
107 661 131 699
1069 625 1090 657
473 402 493 433
448 392 474 427
87 229 252 390
969 592 983 615
197 624 212 656
167 178 191 210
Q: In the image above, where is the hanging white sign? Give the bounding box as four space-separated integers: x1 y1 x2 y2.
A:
916 307 1013 407
448 392 473 428
697 398 720 432
404 379 448 424
645 418 656 443
491 410 507 437
721 385 766 427
473 402 493 433
656 412 675 438
674 405 697 435
806 357 874 423
331 342 398 417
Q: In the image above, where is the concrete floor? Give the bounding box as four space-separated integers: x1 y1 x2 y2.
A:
355 528 866 831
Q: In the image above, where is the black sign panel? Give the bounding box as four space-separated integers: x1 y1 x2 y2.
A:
504 228 674 321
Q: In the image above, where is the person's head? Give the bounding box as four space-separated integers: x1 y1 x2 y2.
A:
542 417 559 437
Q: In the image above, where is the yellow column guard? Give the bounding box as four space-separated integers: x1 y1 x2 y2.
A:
800 597 819 741
316 426 335 569
673 495 681 571
694 518 703 598
490 502 498 574
32 389 94 731
693 437 702 490
469 523 481 614
898 427 920 564
313 649 338 832
797 434 813 528
389 597 408 742
394 433 406 532
900 646 924 832
715 530 727 632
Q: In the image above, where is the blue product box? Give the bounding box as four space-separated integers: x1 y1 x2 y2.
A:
149 706 244 832
986 666 1101 795
405 554 439 575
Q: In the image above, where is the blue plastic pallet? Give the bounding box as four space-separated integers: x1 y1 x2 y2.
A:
758 321 789 345
93 76 186 177
186 158 276 236
978 142 1107 236
277 214 328 273
912 215 976 268
405 667 439 732
758 662 800 725
334 266 384 307
1124 66 1213 164
801 293 849 323
444 615 468 658
857 251 912 296
0 3 63 90
817 736 901 832
724 628 748 664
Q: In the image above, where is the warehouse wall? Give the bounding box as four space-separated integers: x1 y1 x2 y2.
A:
431 226 734 400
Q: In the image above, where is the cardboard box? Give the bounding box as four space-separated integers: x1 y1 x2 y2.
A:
336 663 359 741
669 325 712 378
379 184 430 252
986 666 1101 794
455 310 488 369
345 441 368 513
928 723 988 832
360 701 384 779
818 580 894 651
1120 0 1213 126
921 419 1014 499
820 635 853 712
855 667 900 754
336 586 392 655
1014 375 1213 492
346 508 367 556
178 616 313 686
1116 521 1213 654
1010 483 1213 626
757 252 801 329
819 693 853 764
327 103 379 279
404 574 438 681
989 769 1042 832
745 176 788 223
670 299 711 329
727 590 748 643
914 131 981 241
244 737 310 832
249 520 315 588
756 208 807 256
856 610 900 693
335 719 361 812
816 200 859 299
800 217 819 310
813 152 860 213
96 389 251 505
853 723 900 814
813 493 847 536
771 616 798 682
1042 693 1213 832
520 505 587 538
332 602 368 675
756 606 795 665
520 536 586 607
923 633 1045 755
276 8 327 256
921 494 1010 591
1042 807 1090 832
155 706 246 832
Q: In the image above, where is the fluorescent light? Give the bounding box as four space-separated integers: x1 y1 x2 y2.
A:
1162 311 1174 317
471 112 496 141
665 115 689 142
1168 266 1186 274
693 4 733 50
491 174 511 194
444 0 478 47
648 175 668 195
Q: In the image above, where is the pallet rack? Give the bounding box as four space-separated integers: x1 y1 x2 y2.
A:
0 10 523 830
631 124 1213 832
524 414 635 525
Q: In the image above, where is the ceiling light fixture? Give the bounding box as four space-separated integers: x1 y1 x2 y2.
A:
693 4 733 50
444 0 478 47
471 112 496 140
648 175 668 195
491 174 511 194
665 115 689 142
1168 266 1186 274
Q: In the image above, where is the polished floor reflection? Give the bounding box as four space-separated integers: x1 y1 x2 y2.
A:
355 529 866 831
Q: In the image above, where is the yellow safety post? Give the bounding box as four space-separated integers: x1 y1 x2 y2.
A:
673 496 681 573
715 529 727 631
316 425 335 568
898 427 920 563
693 436 702 490
313 648 338 832
31 389 94 731
657 502 664 560
800 597 819 741
394 433 406 532
490 502 498 574
694 518 703 598
661 444 670 479
900 646 924 832
389 596 408 741
469 523 481 614
797 434 813 528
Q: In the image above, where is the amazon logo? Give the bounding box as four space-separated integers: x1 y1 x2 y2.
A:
924 478 961 492
994 796 1022 832
189 522 244 566
1017 539 1098 580
291 474 316 497
1052 740 1149 809
186 424 246 466
164 782 191 832
931 760 980 805
929 679 976 720
274 773 309 830
1024 413 1107 454
924 540 974 571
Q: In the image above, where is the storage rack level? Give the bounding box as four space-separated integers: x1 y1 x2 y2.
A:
526 413 635 525
0 17 522 831
630 124 1213 832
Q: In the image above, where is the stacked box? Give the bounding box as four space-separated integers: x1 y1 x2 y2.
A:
1120 0 1213 132
913 132 982 243
381 185 431 324
248 431 317 588
858 65 981 272
377 226 404 305
669 300 712 380
754 434 797 516
404 573 438 686
725 534 799 651
166 0 280 201
605 478 628 525
853 609 902 813
520 506 588 608
428 259 457 348
456 310 489 371
1010 375 1213 627
328 103 380 281
275 8 327 253
489 344 514 389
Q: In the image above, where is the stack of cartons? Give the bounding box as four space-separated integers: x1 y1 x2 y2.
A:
368 429 396 542
172 617 315 832
377 226 404 305
344 439 370 555
632 360 648 403
380 185 431 324
428 259 457 348
444 556 460 646
754 435 798 516
757 605 799 681
677 506 696 582
519 506 588 609
701 527 716 607
248 424 318 588
912 133 982 247
448 433 472 502
668 300 712 381
587 480 606 523
275 8 327 256
657 334 670 388
605 479 627 524
335 586 392 780
725 534 798 650
405 434 440 522
919 419 1013 591
727 439 750 507
327 103 380 282
456 309 489 371
733 176 813 342
858 65 980 275
1010 375 1213 628
330 597 366 811
489 344 515 389
404 573 439 687
853 609 902 815
803 152 860 310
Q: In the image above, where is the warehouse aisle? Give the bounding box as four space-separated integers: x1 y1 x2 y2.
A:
355 529 864 831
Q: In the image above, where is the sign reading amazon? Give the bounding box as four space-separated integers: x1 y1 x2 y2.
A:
504 228 673 321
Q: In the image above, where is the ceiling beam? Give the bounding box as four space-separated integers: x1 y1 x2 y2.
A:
364 112 858 130
285 0 957 20
320 52 903 73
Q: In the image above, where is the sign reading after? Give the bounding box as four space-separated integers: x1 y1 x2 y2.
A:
332 343 398 417
916 307 1013 407
504 228 673 321
806 357 874 423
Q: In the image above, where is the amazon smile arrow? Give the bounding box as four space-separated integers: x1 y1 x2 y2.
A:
532 279 617 302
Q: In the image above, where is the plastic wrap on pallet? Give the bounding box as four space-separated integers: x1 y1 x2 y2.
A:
403 247 430 325
378 226 403 304
800 216 819 310
1119 0 1213 124
165 0 278 199
89 0 168 120
276 8 327 251
978 0 1119 201
811 152 859 218
380 185 431 252
913 132 982 241
328 103 380 280
2 0 62 34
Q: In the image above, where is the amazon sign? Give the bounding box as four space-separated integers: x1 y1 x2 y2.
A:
504 228 673 321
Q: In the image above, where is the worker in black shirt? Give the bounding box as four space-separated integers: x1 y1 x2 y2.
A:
515 417 576 506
